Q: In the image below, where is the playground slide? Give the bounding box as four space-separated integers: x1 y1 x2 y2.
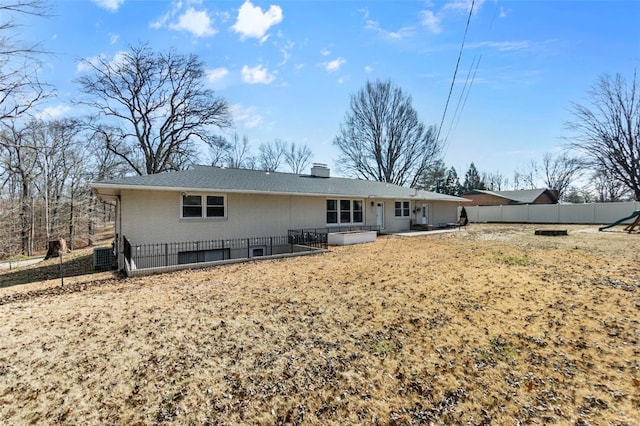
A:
598 210 640 231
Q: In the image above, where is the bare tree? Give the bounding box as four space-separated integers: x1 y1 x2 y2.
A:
514 160 539 189
334 79 442 187
258 139 286 172
206 135 232 167
0 1 51 122
592 167 632 202
483 171 508 191
540 152 582 200
284 142 312 174
76 43 231 175
567 70 640 200
225 133 255 169
0 121 38 255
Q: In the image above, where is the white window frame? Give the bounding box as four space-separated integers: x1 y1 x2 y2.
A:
180 193 227 219
394 201 411 218
326 198 364 225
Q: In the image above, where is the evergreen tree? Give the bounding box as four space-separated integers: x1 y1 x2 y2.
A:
442 167 462 196
417 160 447 192
463 162 485 192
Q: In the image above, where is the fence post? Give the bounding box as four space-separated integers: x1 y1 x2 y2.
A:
247 238 250 258
165 243 168 266
270 237 273 255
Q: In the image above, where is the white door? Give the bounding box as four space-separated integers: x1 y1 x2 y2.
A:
376 203 384 229
421 205 429 225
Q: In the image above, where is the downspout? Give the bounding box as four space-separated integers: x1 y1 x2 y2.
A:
117 195 123 271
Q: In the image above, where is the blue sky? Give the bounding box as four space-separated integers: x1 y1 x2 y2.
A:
24 0 640 181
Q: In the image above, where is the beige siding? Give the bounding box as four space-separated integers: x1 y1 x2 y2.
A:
430 202 460 226
119 189 461 247
120 190 332 244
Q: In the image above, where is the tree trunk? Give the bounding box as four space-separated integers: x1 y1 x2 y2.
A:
68 193 75 250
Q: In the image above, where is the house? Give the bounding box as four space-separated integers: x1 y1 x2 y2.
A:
461 188 559 206
91 164 468 273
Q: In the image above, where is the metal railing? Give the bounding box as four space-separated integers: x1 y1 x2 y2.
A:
287 224 380 244
122 234 327 273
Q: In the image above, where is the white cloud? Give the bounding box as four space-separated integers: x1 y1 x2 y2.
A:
420 10 442 33
279 40 295 66
443 0 485 14
320 48 331 57
109 33 120 45
241 64 276 84
325 58 346 73
365 20 415 41
91 0 124 12
364 65 373 73
76 51 128 73
76 55 100 73
230 104 263 128
206 67 229 82
499 6 510 18
36 104 73 120
232 0 283 41
467 40 530 51
169 7 217 37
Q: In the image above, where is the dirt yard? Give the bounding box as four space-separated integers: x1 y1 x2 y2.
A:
0 224 639 424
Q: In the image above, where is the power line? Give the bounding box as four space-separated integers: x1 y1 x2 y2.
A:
436 0 476 146
444 54 479 144
448 54 482 143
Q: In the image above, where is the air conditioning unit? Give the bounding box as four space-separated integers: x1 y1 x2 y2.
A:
93 247 115 271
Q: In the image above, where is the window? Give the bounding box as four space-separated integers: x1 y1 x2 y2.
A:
340 200 351 223
182 195 202 218
178 248 229 264
326 198 364 224
206 196 225 217
353 200 363 223
326 199 338 224
182 194 226 219
395 201 410 217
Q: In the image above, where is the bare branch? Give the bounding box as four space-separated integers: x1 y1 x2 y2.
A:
567 70 640 200
333 79 442 187
76 43 231 175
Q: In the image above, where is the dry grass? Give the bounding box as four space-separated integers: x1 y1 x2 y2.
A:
1 224 639 425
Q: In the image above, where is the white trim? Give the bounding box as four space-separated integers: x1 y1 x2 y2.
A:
179 192 227 220
394 200 411 218
91 183 469 203
326 198 365 225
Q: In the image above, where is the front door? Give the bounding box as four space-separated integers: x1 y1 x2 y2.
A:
376 202 385 229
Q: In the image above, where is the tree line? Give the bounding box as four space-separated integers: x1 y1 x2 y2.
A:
334 77 638 204
0 2 313 258
1 2 638 259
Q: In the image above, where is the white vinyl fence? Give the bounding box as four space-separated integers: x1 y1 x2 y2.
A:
461 201 640 225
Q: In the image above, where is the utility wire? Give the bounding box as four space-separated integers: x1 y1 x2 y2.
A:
451 54 481 139
444 55 478 144
436 0 475 146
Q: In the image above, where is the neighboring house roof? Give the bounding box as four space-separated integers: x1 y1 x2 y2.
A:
92 165 469 203
462 188 558 204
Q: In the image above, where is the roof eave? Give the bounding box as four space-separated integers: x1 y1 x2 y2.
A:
91 182 467 202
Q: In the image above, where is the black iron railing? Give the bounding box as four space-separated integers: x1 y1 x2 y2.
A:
121 234 327 272
287 225 379 244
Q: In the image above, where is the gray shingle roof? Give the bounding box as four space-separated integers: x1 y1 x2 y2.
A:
465 188 556 204
92 165 467 203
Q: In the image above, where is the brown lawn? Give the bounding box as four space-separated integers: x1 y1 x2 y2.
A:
0 224 639 425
